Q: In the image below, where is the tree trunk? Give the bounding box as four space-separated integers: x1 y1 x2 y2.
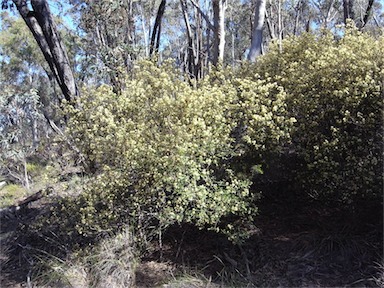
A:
343 0 355 24
212 0 227 65
150 0 167 56
293 0 302 36
277 0 283 52
138 4 150 57
360 0 375 29
23 158 30 191
265 8 276 40
323 0 336 29
124 0 135 71
248 0 266 62
180 0 196 77
196 6 203 78
188 0 214 73
12 0 78 102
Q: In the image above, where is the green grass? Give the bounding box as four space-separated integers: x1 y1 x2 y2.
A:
0 184 27 208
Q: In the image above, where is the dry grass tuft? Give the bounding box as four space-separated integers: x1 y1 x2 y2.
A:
86 228 137 288
27 227 137 287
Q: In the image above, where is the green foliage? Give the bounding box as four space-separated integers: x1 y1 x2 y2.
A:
0 184 26 207
255 28 383 203
26 163 40 177
0 12 47 90
62 60 292 242
0 89 44 186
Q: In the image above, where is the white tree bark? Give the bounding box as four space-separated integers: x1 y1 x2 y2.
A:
247 0 267 62
212 0 227 65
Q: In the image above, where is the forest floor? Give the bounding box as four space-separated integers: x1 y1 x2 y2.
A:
1 176 383 287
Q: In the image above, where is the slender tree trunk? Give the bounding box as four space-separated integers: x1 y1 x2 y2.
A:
189 0 215 30
150 0 167 55
324 0 336 28
138 4 150 57
196 7 203 78
277 0 282 52
23 158 30 191
248 0 266 62
124 0 135 71
212 0 227 65
361 0 375 29
12 0 78 102
293 0 302 36
189 0 214 72
126 0 135 45
180 0 197 77
206 24 211 73
32 117 38 147
343 0 355 24
265 8 276 40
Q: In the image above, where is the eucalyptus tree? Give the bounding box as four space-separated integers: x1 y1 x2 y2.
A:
212 0 227 64
0 12 47 92
67 0 178 92
67 0 138 93
180 0 227 71
0 12 48 125
179 0 206 78
248 0 266 61
363 0 384 34
150 0 167 55
0 90 44 188
310 0 378 30
345 0 377 29
0 6 82 127
2 0 78 102
252 0 381 57
343 0 355 23
225 1 250 64
0 10 70 186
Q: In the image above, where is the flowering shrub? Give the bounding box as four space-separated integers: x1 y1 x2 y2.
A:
256 28 383 203
63 61 292 241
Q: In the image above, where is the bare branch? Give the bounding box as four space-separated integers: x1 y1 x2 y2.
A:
189 0 215 31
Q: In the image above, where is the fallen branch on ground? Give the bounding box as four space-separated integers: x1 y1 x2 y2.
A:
0 187 53 219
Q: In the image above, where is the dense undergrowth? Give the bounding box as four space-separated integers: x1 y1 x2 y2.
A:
1 27 383 287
